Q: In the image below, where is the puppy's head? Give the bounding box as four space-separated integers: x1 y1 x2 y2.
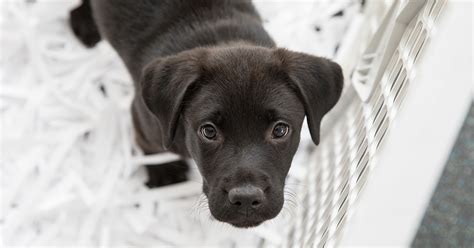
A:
141 46 343 227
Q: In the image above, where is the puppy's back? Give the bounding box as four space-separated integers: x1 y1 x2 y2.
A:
91 0 274 80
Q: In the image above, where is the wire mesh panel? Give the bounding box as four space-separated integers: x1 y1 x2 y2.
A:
287 0 447 247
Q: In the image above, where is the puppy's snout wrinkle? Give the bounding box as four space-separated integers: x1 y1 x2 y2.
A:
228 185 265 209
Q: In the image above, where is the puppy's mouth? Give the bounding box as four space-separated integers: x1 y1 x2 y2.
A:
231 208 267 227
208 200 280 228
228 218 265 228
214 209 267 228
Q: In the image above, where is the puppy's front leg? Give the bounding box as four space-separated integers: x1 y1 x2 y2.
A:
132 100 190 188
144 160 189 188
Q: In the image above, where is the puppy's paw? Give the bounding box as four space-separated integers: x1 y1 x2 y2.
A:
69 5 101 48
144 160 189 188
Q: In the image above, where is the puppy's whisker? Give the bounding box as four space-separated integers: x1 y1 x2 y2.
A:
283 191 299 214
281 201 297 219
191 194 210 221
284 196 298 207
284 186 298 193
284 191 298 199
284 189 298 200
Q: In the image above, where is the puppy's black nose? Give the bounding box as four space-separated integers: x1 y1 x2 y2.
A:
228 185 265 208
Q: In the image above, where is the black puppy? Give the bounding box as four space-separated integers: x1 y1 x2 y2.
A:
70 0 343 228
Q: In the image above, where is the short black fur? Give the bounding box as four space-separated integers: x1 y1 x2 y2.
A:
70 0 343 227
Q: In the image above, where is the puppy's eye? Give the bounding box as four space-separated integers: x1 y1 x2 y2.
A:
272 123 289 138
201 124 217 139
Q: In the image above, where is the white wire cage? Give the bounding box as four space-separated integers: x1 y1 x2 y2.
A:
287 0 448 247
2 0 468 247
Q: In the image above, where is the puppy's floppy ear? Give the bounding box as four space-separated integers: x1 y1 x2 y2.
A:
140 50 206 149
274 49 344 145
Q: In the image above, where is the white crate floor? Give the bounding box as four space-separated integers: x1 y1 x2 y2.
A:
0 0 358 246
